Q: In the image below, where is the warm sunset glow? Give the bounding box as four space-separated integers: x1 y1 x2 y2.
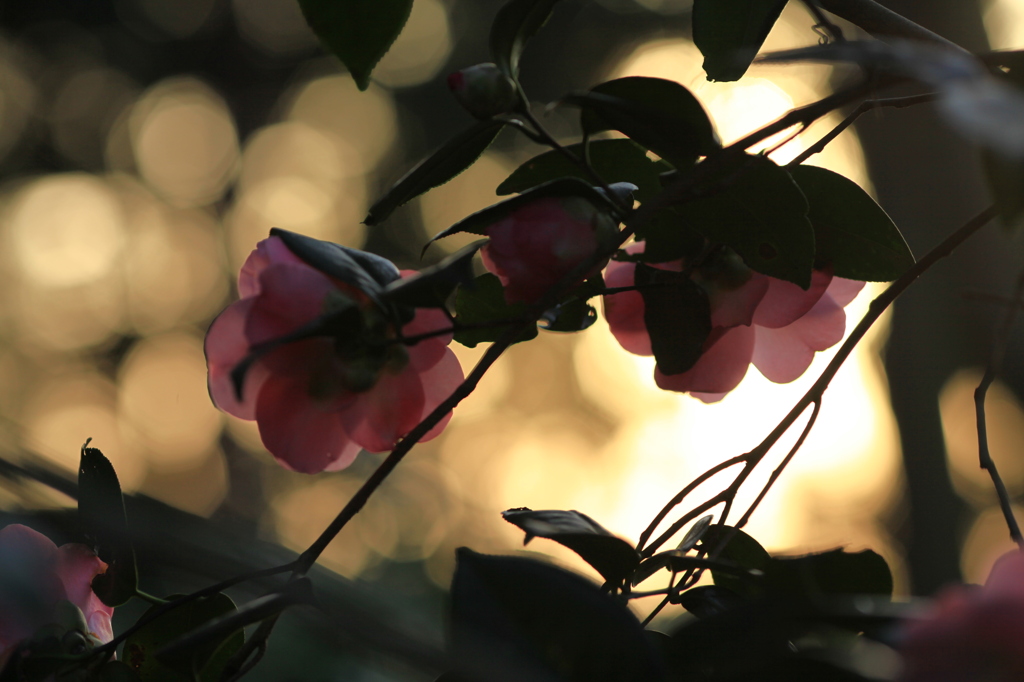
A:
983 0 1024 50
374 0 453 88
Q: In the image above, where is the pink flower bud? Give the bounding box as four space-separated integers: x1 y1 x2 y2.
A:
481 196 618 304
0 525 113 660
447 63 518 119
205 236 464 473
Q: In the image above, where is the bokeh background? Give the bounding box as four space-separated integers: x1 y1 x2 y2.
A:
2 0 1024 679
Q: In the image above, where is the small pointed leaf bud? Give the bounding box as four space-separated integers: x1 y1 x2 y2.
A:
447 63 518 119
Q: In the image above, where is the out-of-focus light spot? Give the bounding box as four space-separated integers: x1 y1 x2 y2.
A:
0 41 37 163
118 333 223 470
286 75 397 170
7 174 125 288
232 0 319 55
960 504 1024 583
940 368 1024 505
22 370 146 491
419 152 515 251
140 448 229 516
130 78 239 207
129 0 219 39
224 415 266 455
50 68 137 169
11 279 124 352
631 0 690 14
983 0 1024 50
373 0 452 88
447 344 511 419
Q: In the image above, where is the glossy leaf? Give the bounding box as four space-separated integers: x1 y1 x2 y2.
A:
567 77 718 167
270 228 401 304
632 551 758 587
384 241 486 309
78 443 136 607
680 154 814 288
123 593 243 682
450 549 662 682
501 508 640 583
674 585 745 618
366 119 505 226
692 0 788 81
297 0 413 90
679 514 714 552
699 526 772 599
633 208 707 264
789 165 914 281
635 263 711 375
497 139 670 202
454 274 537 347
429 177 613 245
490 0 562 78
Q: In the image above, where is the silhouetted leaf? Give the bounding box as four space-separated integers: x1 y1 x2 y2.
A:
384 241 487 309
490 0 563 78
567 77 718 167
635 263 711 375
699 526 771 599
78 442 136 607
674 585 745 618
366 120 505 226
502 509 640 583
680 154 814 288
497 139 670 202
692 0 788 81
539 299 598 332
634 208 707 264
450 549 662 682
454 274 537 347
297 0 413 90
789 165 913 280
767 549 894 598
679 514 714 552
123 593 243 682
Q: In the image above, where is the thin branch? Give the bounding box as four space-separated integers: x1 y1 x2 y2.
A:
974 268 1024 546
816 0 968 55
789 93 937 166
640 206 998 558
800 0 846 43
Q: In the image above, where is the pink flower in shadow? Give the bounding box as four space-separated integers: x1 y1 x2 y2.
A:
602 248 863 402
0 524 113 660
481 196 616 304
899 549 1024 682
205 236 463 474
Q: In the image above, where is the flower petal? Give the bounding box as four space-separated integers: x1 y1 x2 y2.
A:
709 273 770 328
655 326 755 396
55 543 113 643
237 236 305 298
418 350 465 442
752 294 845 383
205 299 269 420
752 269 832 329
603 260 653 356
341 364 428 453
404 307 455 371
824 276 866 308
255 375 361 474
246 263 336 346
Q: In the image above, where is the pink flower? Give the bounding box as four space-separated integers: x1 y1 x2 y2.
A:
602 247 863 402
205 236 464 474
898 549 1024 682
0 524 113 659
481 196 617 304
446 63 518 119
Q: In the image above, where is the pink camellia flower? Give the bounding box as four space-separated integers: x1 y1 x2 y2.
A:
898 549 1024 681
205 235 464 474
447 63 518 119
603 246 863 402
0 524 113 660
481 196 618 304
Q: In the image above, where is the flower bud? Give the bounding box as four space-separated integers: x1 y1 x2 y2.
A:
447 63 518 119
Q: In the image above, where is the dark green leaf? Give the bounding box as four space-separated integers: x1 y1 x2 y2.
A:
692 0 789 81
634 208 707 264
454 274 537 347
384 241 487 309
538 299 598 332
366 120 505 226
123 593 244 682
632 551 759 586
680 154 814 287
78 443 136 607
501 509 640 583
270 228 400 304
983 149 1024 229
635 263 711 375
699 526 771 599
678 514 714 552
566 77 718 167
490 0 563 78
297 0 413 90
98 660 143 682
450 549 662 682
429 177 614 245
674 585 745 618
789 165 914 280
766 549 893 598
497 139 670 202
